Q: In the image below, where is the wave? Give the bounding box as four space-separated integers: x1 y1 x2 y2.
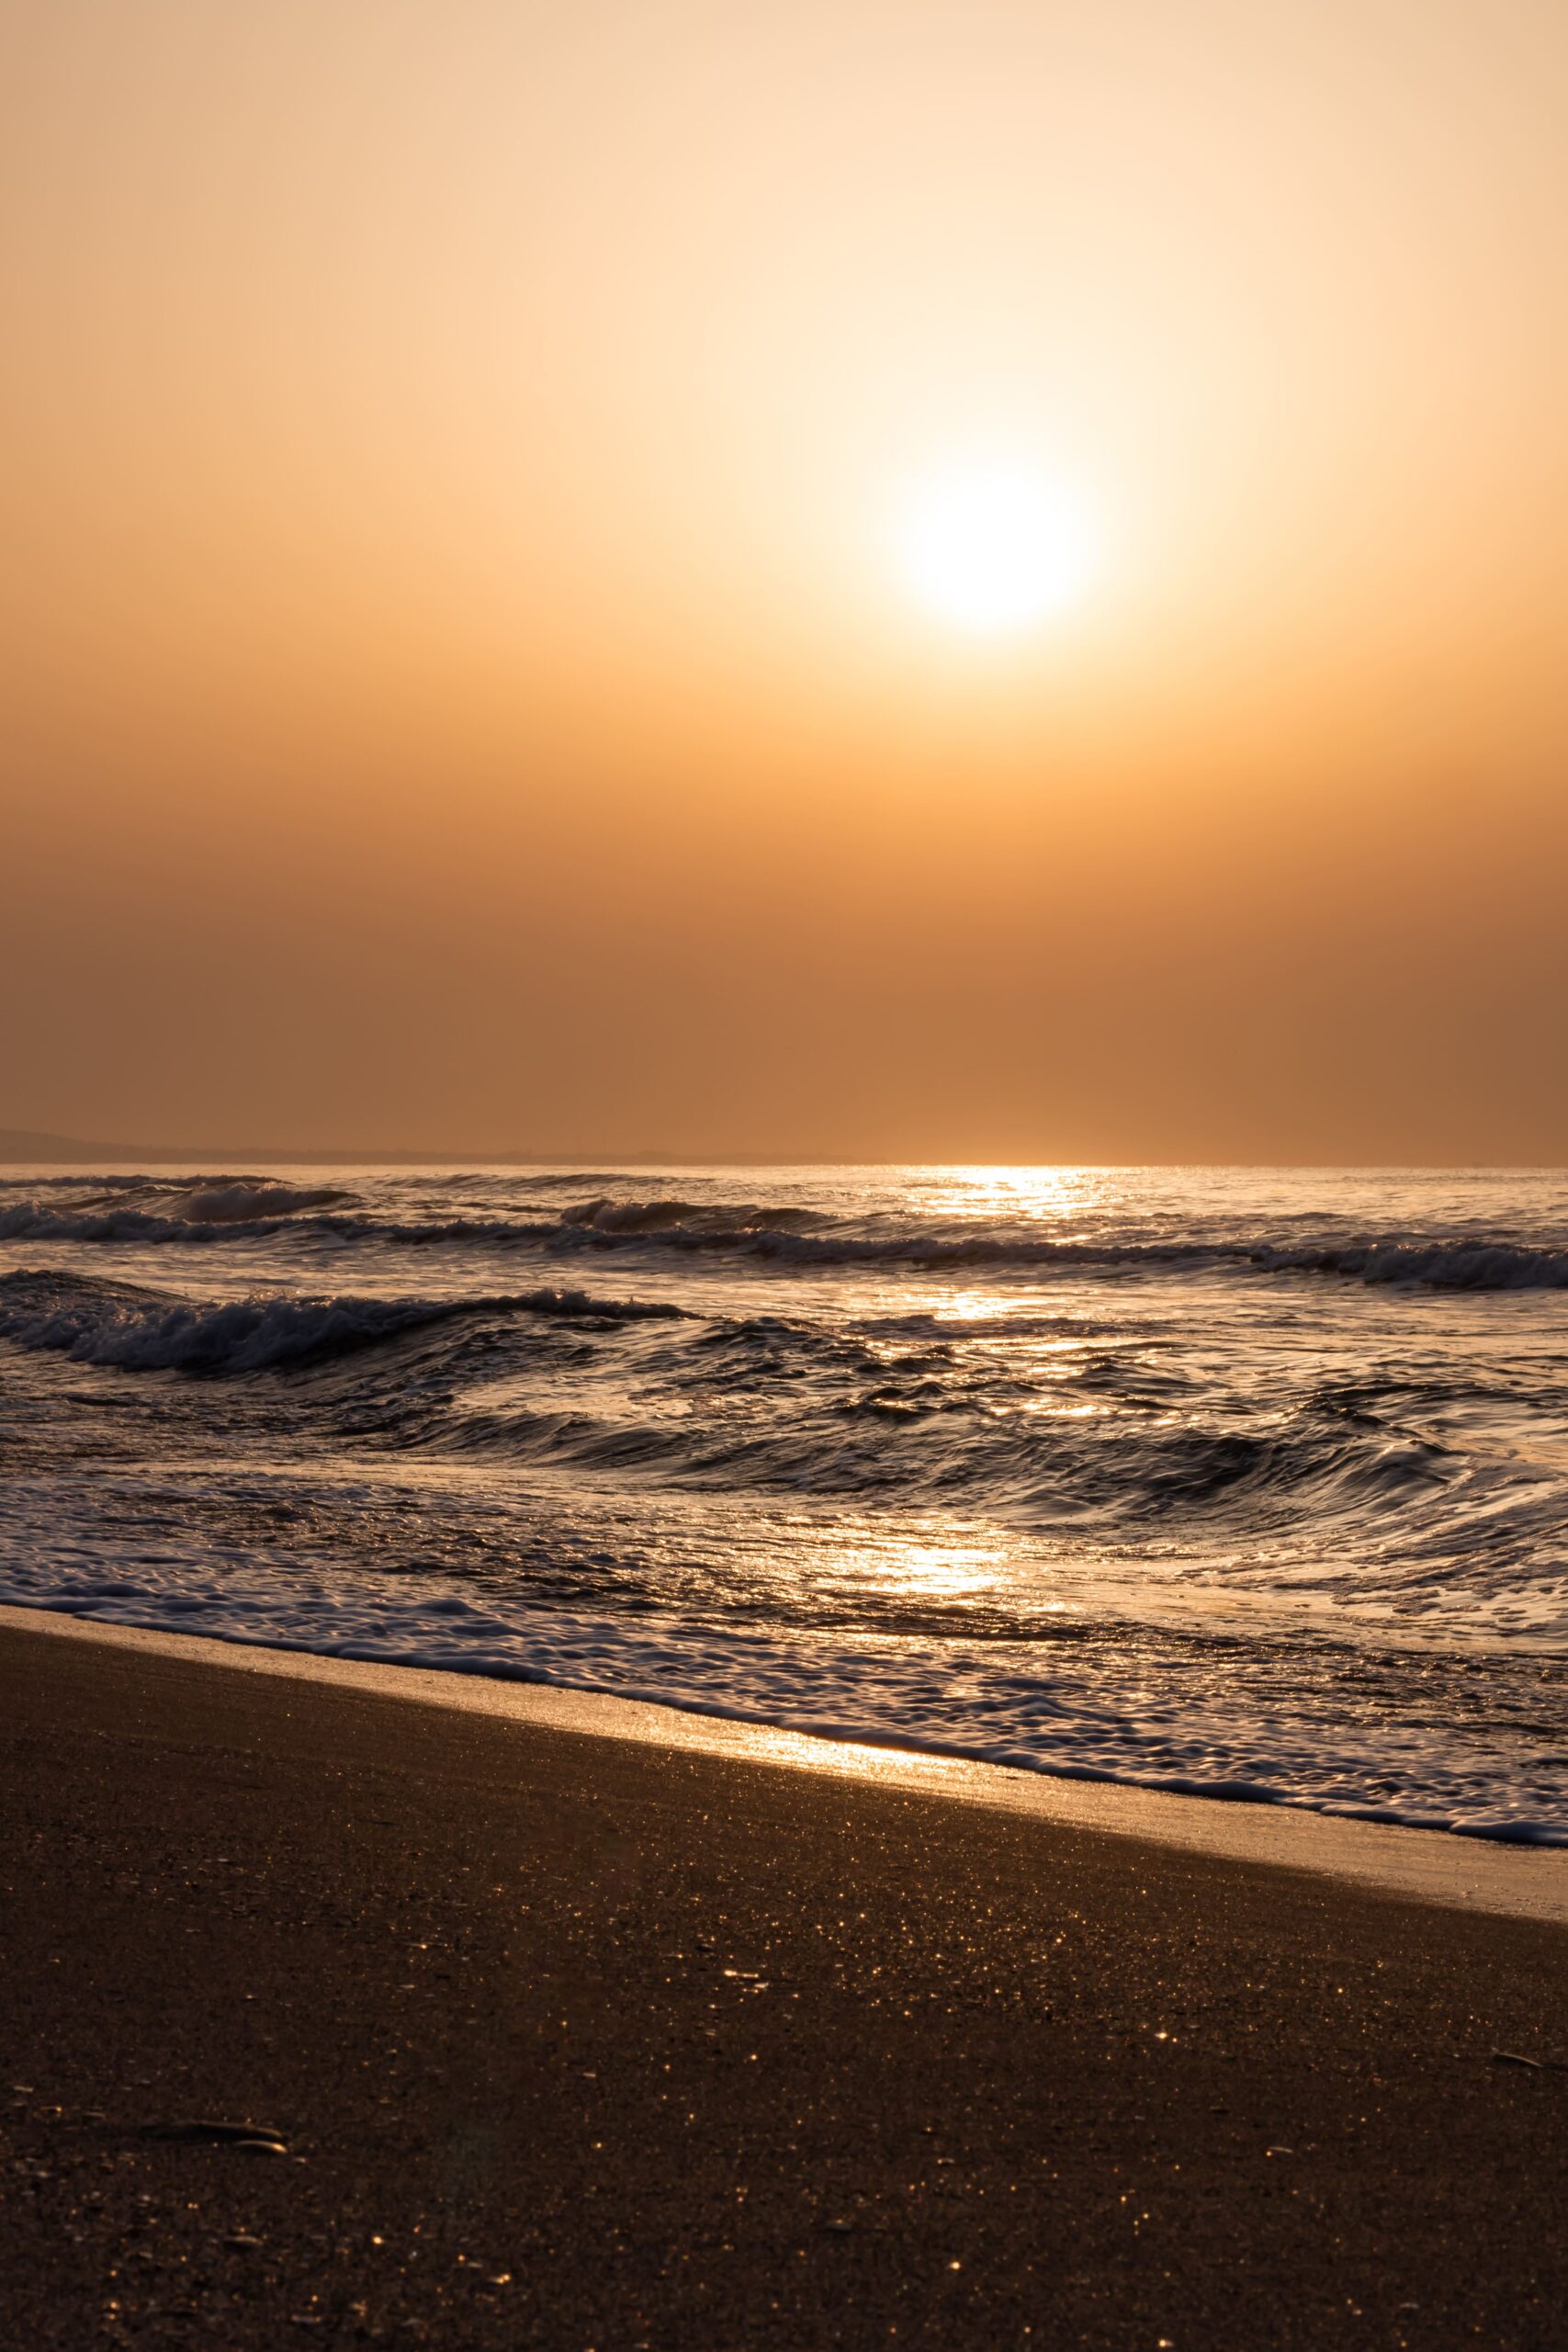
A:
6 1191 1567 1291
557 1193 819 1235
175 1181 355 1222
0 1271 685 1374
0 1200 379 1247
0 1170 284 1193
6 1170 1567 1294
1252 1239 1568 1291
0 1174 357 1243
377 1382 1461 1538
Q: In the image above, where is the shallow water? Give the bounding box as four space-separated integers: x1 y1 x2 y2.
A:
3 1163 1566 1839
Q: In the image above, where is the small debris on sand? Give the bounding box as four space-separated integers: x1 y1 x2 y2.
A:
145 2120 289 2151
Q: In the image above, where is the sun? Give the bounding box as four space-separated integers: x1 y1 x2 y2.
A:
897 460 1097 636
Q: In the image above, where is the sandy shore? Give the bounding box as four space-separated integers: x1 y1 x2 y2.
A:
5 1618 1568 2348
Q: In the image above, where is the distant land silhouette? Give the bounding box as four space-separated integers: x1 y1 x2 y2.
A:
0 1129 693 1168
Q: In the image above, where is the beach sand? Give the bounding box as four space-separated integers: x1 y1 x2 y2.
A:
4 1616 1568 2348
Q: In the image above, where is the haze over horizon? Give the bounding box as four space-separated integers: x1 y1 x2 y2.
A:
5 1 1566 1164
2 1126 1565 1175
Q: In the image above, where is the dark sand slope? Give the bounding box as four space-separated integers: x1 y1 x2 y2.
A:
3 1625 1567 2350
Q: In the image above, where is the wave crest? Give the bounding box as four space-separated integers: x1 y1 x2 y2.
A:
178 1181 355 1222
0 1271 685 1374
1253 1239 1568 1291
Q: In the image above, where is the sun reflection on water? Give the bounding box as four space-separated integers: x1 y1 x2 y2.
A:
909 1165 1121 1227
796 1526 1050 1616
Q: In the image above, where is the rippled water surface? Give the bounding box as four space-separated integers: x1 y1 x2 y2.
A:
3 1164 1566 1838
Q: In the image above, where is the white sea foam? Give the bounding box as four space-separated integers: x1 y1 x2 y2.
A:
0 1272 684 1372
1 1544 1562 1846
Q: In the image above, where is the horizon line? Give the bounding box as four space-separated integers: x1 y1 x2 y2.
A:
0 1129 1558 1175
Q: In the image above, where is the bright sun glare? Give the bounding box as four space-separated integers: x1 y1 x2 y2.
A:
898 461 1097 636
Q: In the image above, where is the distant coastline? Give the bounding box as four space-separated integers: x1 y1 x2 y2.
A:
0 1130 1547 1170
0 1128 691 1169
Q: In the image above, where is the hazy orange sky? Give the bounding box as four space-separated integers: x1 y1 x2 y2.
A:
4 1 1565 1160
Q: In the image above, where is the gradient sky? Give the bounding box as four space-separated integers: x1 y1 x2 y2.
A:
4 0 1565 1160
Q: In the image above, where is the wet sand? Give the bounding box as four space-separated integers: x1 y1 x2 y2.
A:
4 1618 1568 2348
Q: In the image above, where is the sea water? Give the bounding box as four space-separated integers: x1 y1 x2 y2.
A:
2 1164 1565 1841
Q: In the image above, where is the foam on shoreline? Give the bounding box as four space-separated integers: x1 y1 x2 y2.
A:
7 1601 1566 1929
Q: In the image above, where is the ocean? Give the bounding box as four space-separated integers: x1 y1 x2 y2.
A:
3 1164 1566 1842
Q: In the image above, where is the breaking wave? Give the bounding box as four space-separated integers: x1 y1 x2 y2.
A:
4 1186 1567 1290
176 1181 355 1222
0 1270 685 1374
1252 1238 1568 1291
